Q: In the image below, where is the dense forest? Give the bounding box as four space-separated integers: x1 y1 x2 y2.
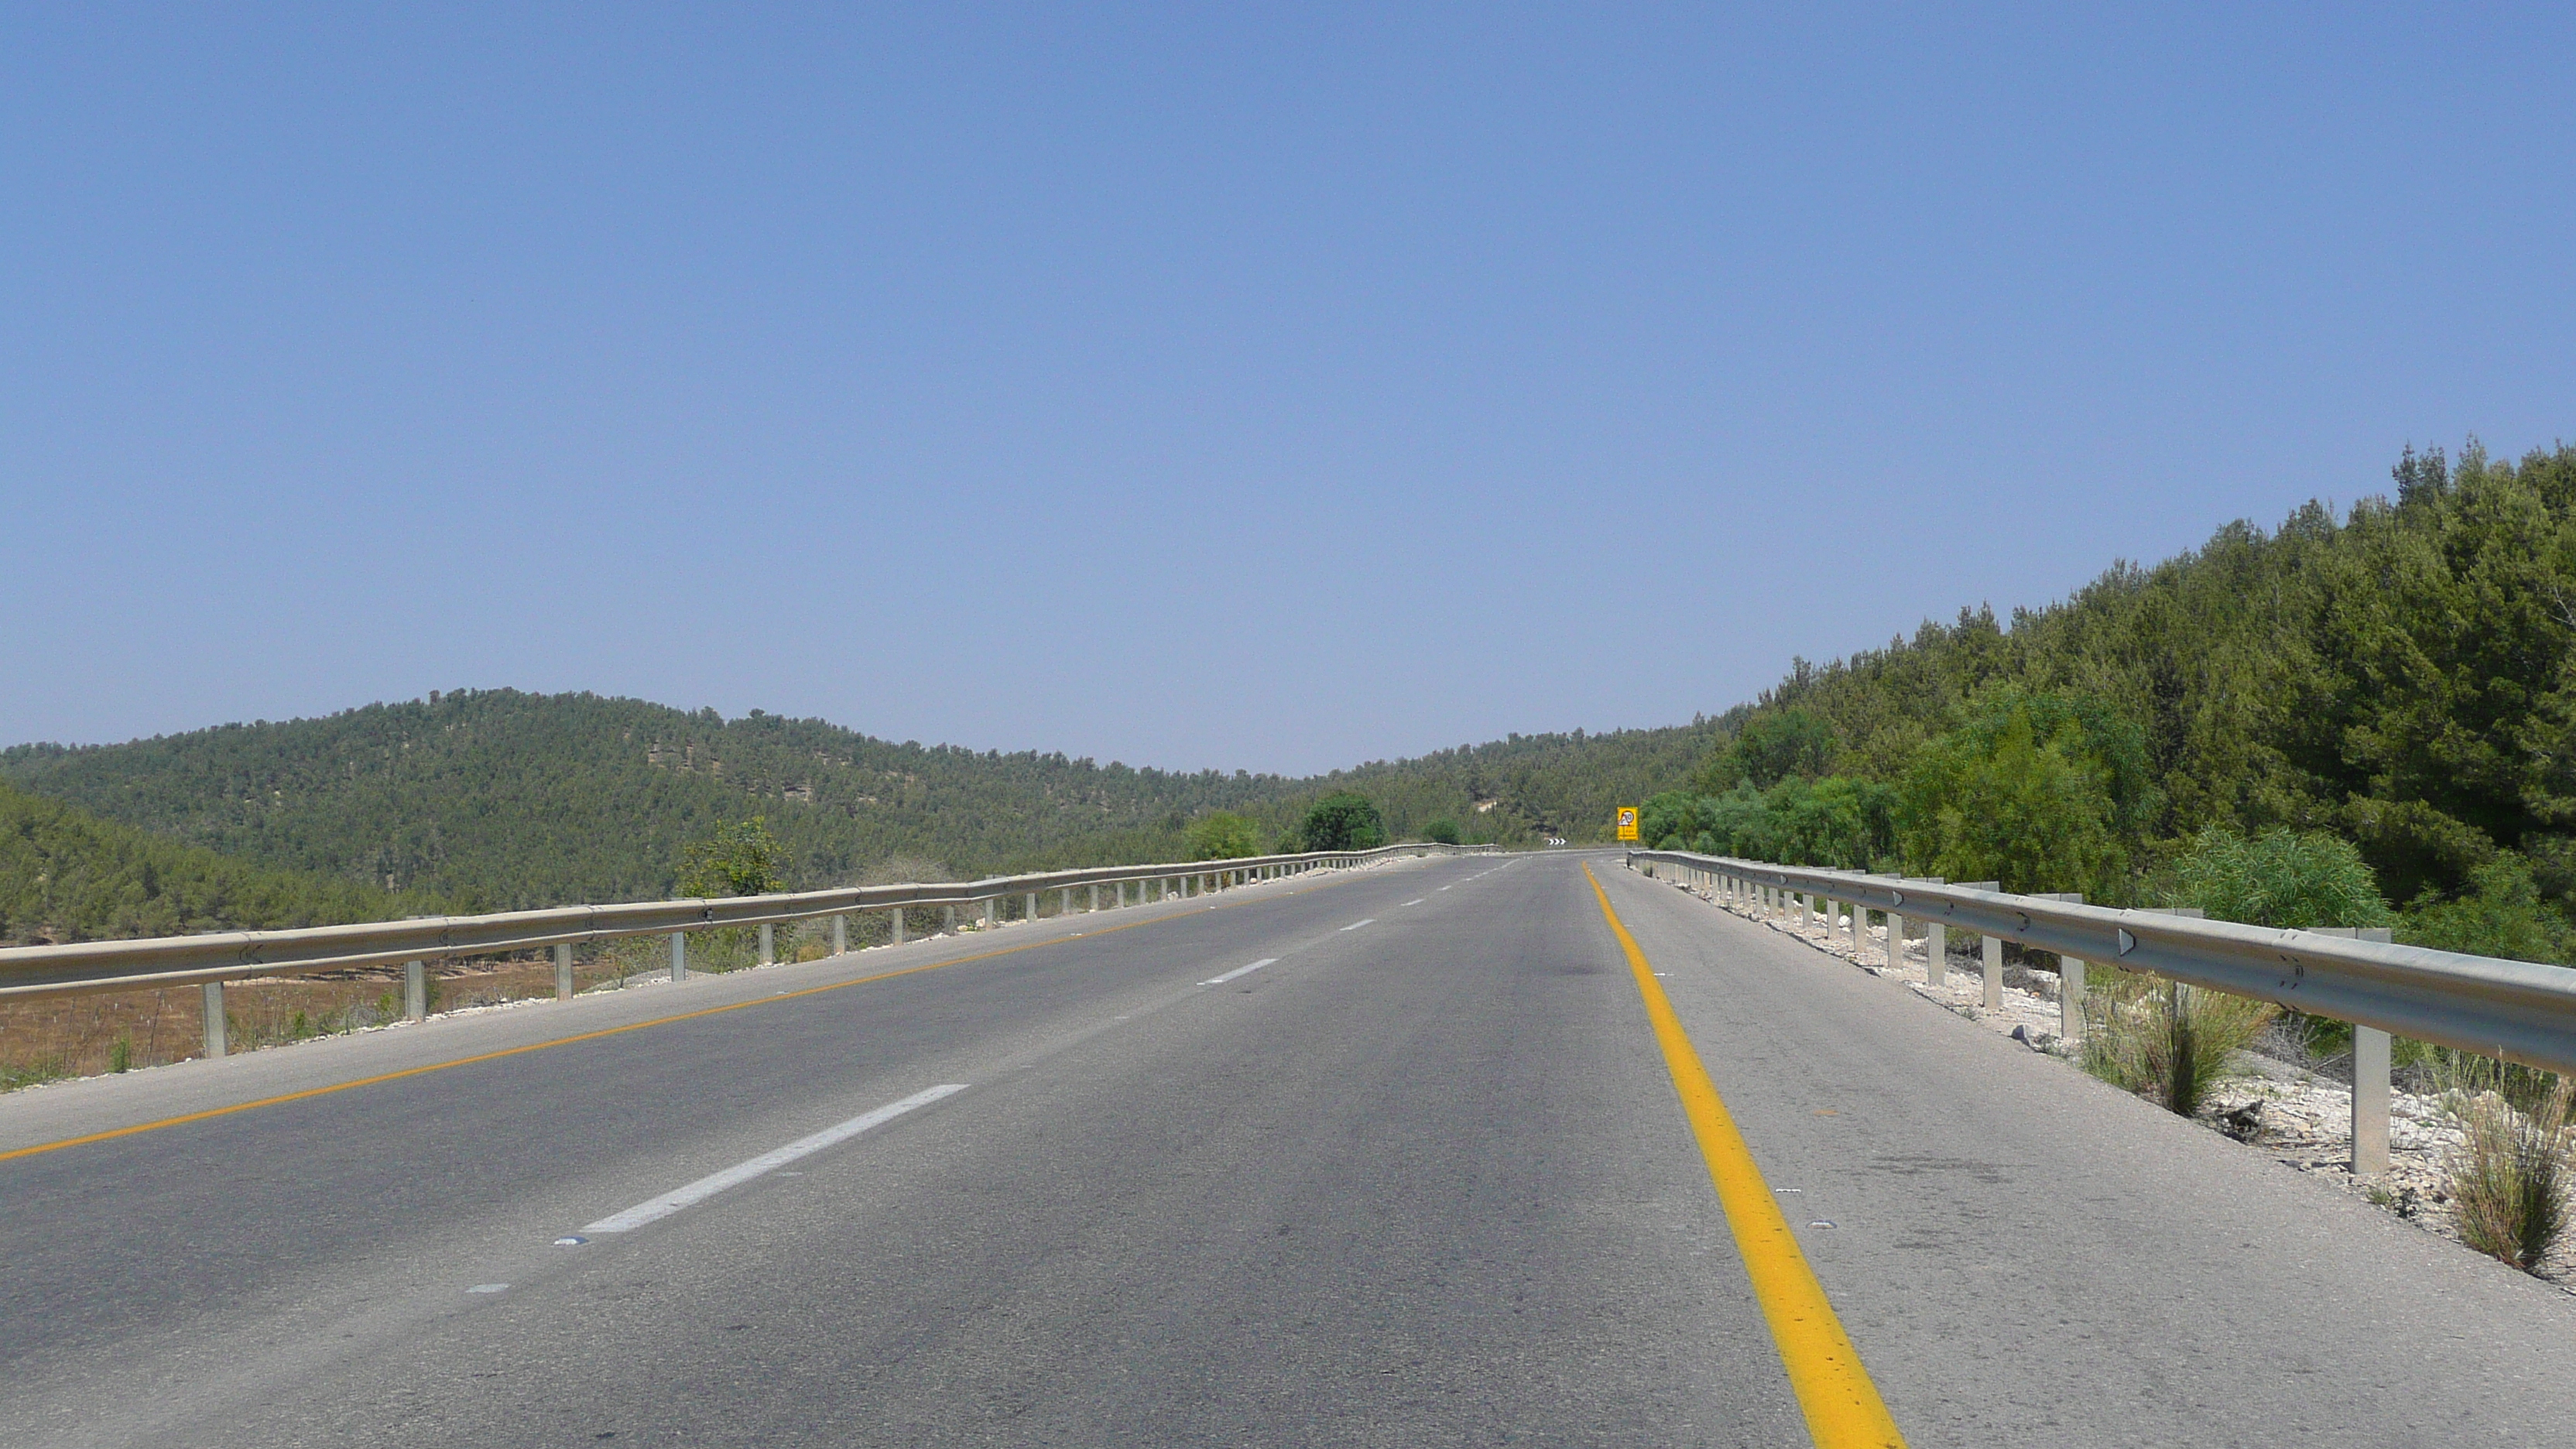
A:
1640 442 2576 961
0 690 1696 915
0 779 437 946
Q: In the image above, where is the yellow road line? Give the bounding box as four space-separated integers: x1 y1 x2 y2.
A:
1583 863 1906 1449
0 868 1376 1166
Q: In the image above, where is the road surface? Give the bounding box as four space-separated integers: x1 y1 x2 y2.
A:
5 851 2573 1446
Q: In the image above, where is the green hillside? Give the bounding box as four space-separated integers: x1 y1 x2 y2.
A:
0 779 436 946
1648 441 2576 948
0 691 1697 912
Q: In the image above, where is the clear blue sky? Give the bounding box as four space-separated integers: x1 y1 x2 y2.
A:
6 6 2571 776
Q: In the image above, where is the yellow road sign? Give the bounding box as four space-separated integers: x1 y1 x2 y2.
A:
1615 806 1640 841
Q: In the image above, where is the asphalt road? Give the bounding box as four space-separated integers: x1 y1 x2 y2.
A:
5 852 2575 1447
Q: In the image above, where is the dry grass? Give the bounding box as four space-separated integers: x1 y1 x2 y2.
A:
0 951 635 1086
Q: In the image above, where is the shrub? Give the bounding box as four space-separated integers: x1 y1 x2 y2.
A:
1187 810 1262 861
677 817 790 898
2083 971 2277 1118
2402 855 2576 964
1898 698 2132 897
2176 827 2392 930
2444 1075 2574 1273
1300 793 1386 851
1423 817 1462 846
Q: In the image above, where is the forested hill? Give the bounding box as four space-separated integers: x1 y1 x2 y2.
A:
1666 442 2576 935
0 690 1703 911
0 780 433 946
0 691 1298 910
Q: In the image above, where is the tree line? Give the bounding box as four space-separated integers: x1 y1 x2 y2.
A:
1639 441 2576 963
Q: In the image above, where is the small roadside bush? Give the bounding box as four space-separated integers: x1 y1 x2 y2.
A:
1423 817 1462 846
2442 1070 2575 1273
2084 969 2277 1118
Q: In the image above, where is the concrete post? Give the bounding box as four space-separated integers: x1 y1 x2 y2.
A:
832 913 847 955
1025 891 1038 923
1982 933 2003 1010
201 981 228 1058
1884 909 1903 970
555 941 574 1001
943 904 956 933
759 923 775 966
1089 884 1100 912
2060 957 2085 1041
670 933 687 983
891 907 906 945
406 959 427 1020
984 897 998 930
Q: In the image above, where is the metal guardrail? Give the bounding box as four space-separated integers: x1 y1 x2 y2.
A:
1625 848 2576 1079
0 842 1492 1027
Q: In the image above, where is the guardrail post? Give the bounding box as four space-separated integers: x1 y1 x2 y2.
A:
555 941 574 1001
406 959 427 1020
890 907 906 944
1906 878 1946 986
2026 892 2086 1041
943 904 957 933
1088 884 1099 912
201 981 227 1058
759 923 775 966
2316 926 2396 1175
2353 1021 2392 1176
670 933 687 983
832 913 847 955
1883 905 1903 970
1982 932 2003 1009
1024 890 1037 923
983 897 998 930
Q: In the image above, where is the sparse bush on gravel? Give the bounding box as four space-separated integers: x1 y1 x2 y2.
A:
2440 1063 2575 1273
2084 969 2276 1118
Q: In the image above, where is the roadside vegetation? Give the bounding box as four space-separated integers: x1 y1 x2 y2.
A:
1639 442 2576 968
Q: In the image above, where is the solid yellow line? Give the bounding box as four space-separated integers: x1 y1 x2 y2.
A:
1583 863 1906 1449
0 869 1372 1166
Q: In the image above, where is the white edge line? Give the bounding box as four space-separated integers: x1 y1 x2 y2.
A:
580 1084 967 1234
1338 919 1375 931
1402 899 1424 906
1200 957 1279 986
